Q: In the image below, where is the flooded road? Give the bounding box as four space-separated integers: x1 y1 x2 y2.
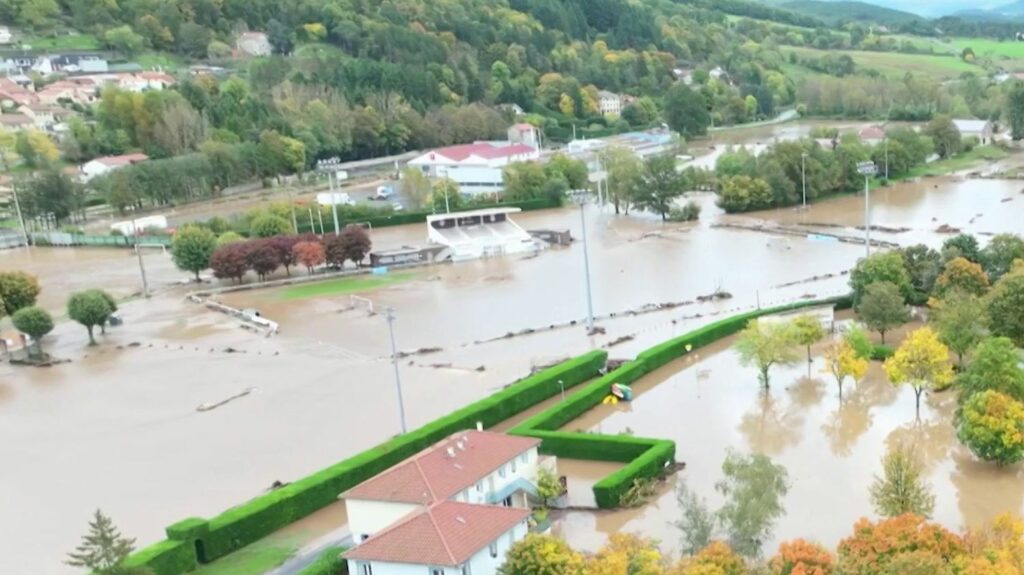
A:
552 318 1020 557
4 137 1024 572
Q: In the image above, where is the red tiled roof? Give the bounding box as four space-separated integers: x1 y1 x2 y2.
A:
0 114 32 126
428 142 536 162
343 431 539 504
858 125 886 140
94 153 149 167
510 123 535 132
343 501 528 566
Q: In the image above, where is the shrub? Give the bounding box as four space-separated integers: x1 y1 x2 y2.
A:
250 215 292 238
871 344 894 361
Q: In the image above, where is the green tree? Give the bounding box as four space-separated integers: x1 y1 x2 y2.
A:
504 161 558 202
931 291 988 367
849 252 912 307
545 154 589 190
498 534 584 575
67 290 116 345
674 482 716 556
792 315 825 362
250 215 292 237
942 233 981 264
735 319 800 389
0 271 41 317
398 168 432 210
15 129 59 167
925 115 961 159
856 281 910 344
631 155 686 220
598 146 642 215
432 179 462 212
900 245 942 305
216 231 244 247
66 510 151 575
981 233 1024 282
869 444 935 519
956 337 1024 403
986 267 1024 346
957 390 1024 465
171 226 217 281
716 451 790 558
1008 80 1024 141
884 327 955 417
664 82 711 138
103 25 146 56
12 306 54 357
717 175 773 213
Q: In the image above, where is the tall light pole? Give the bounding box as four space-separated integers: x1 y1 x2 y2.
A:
384 307 408 434
11 178 28 245
317 158 343 236
569 190 595 333
801 152 808 210
857 161 878 258
130 219 150 298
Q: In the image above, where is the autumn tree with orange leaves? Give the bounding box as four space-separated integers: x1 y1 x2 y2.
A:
769 539 834 575
836 514 963 575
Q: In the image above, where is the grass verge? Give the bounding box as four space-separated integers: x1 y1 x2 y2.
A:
278 272 415 300
192 538 297 575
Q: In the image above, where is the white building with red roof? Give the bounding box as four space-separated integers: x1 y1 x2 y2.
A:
80 153 149 181
341 430 546 575
407 141 540 195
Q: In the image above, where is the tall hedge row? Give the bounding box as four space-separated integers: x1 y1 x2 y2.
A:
121 540 197 575
125 350 607 569
510 296 852 508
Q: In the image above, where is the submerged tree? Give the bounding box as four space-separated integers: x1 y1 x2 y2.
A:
674 481 717 556
930 291 988 368
12 306 54 357
856 281 909 344
66 510 151 575
792 315 826 363
735 319 800 389
823 336 869 401
715 451 790 558
869 444 936 519
957 390 1024 465
884 327 954 417
67 290 117 345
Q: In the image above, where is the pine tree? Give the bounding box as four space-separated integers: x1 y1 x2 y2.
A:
65 510 138 574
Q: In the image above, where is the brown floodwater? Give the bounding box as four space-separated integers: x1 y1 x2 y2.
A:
4 134 1024 572
551 318 1021 558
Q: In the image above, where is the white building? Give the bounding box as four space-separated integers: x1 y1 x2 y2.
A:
953 119 995 144
342 431 543 575
507 123 539 148
237 32 272 56
597 90 622 116
0 27 12 45
344 501 529 575
425 208 539 262
80 153 148 181
407 142 539 195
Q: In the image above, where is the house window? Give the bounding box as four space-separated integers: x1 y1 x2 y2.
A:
511 459 516 473
361 563 373 575
503 495 513 507
430 568 444 575
475 481 483 492
462 565 472 575
489 541 498 558
498 465 506 478
520 453 528 464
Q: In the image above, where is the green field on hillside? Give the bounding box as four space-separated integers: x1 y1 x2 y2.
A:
21 33 99 50
948 37 1024 60
786 46 978 79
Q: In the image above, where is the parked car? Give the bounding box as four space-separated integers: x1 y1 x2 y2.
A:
373 186 394 200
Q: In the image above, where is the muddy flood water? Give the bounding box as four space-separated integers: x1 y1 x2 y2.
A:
4 142 1024 573
552 317 1019 557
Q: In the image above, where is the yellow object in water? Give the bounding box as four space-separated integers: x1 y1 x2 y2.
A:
602 395 619 405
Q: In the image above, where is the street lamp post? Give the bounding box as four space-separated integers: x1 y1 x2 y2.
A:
130 219 150 298
801 152 808 210
857 161 878 258
383 307 408 435
11 178 28 245
884 138 889 181
317 158 343 236
569 190 595 333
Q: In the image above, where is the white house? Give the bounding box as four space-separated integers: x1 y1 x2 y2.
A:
597 90 622 116
857 125 886 145
80 153 148 181
0 26 12 45
342 430 544 575
506 123 539 148
407 142 539 195
953 119 995 144
344 501 529 575
237 32 272 56
342 430 542 543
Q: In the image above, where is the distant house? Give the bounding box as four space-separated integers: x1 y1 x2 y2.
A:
0 77 38 108
597 90 622 117
49 54 108 74
507 123 540 148
0 113 33 132
341 430 544 575
1 53 35 75
497 103 524 116
673 68 694 85
36 80 95 106
953 119 994 144
236 32 272 57
0 26 12 45
17 104 71 131
858 125 886 145
80 153 149 181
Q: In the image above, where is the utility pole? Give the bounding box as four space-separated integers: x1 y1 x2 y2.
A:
884 138 889 181
384 307 408 434
287 188 298 233
570 190 595 333
444 180 451 214
329 171 340 236
11 178 28 245
131 219 150 298
317 158 343 236
857 161 878 258
801 152 808 210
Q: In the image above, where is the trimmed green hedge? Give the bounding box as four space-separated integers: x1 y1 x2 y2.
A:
511 296 853 508
126 350 607 569
121 540 196 575
297 546 348 575
295 197 560 234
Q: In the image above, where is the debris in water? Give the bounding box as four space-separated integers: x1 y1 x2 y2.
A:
606 335 636 348
196 388 256 412
935 224 961 234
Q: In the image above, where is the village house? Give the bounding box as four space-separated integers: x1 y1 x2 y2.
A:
17 104 71 131
341 430 545 575
0 113 33 132
36 80 96 106
80 153 149 181
0 26 12 45
0 77 38 108
407 141 540 195
236 32 272 57
953 119 995 144
506 123 540 148
497 103 524 116
857 125 887 145
597 90 622 117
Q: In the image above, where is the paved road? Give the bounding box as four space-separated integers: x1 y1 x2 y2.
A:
265 529 353 575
